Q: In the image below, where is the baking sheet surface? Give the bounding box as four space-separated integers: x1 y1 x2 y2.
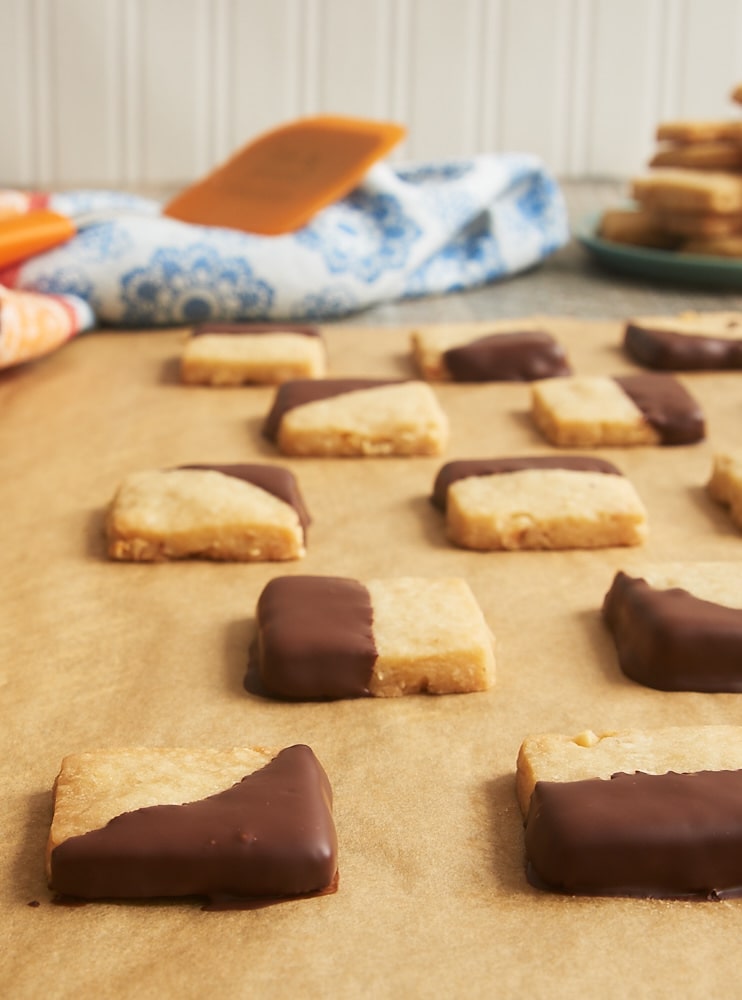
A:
3 318 742 1000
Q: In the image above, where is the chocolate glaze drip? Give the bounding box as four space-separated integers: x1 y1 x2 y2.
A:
192 322 320 338
177 463 310 537
525 769 742 898
255 575 377 700
614 373 705 444
443 330 571 382
263 379 398 441
49 745 337 902
603 571 742 692
624 321 742 371
431 456 621 511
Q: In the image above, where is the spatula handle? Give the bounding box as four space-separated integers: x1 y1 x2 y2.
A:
0 209 76 269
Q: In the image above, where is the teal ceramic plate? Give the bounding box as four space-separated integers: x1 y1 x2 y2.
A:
576 211 742 289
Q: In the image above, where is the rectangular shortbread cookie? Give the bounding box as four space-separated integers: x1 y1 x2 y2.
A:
516 725 742 816
707 450 742 528
598 208 680 250
517 726 742 899
432 457 647 551
531 373 705 446
263 379 448 456
106 464 309 561
181 322 326 385
632 169 742 213
409 321 570 381
681 234 742 257
47 745 337 902
253 575 495 699
603 564 742 692
624 311 742 370
649 141 742 171
655 120 742 143
646 210 742 238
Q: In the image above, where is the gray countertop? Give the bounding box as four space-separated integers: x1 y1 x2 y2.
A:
353 180 742 326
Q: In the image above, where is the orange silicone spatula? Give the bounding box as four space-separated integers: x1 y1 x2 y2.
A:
0 210 77 270
163 115 406 235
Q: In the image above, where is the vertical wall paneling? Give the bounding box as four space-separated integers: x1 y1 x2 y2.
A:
551 1 574 173
209 0 231 166
476 0 504 154
678 0 741 117
52 0 122 186
375 0 395 120
566 0 593 176
31 0 54 186
121 0 142 187
106 0 124 185
139 0 212 185
4 0 742 188
389 0 413 159
587 0 664 176
229 0 303 151
736 0 742 74
300 0 320 116
192 0 213 177
406 0 483 159
315 0 392 120
657 0 683 123
0 0 34 184
498 0 574 169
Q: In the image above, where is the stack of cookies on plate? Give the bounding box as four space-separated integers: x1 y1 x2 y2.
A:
600 83 742 256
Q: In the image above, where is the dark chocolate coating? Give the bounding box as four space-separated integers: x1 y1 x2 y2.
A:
177 463 310 536
49 745 337 901
614 373 705 445
431 456 621 511
443 330 571 382
255 575 377 700
603 571 742 692
263 379 398 441
192 322 320 338
624 321 742 371
525 769 742 898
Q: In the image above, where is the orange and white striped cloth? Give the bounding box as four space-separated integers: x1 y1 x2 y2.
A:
0 188 95 368
0 189 97 369
0 284 92 370
0 189 50 219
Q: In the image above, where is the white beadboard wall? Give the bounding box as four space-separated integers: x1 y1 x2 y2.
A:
2 0 742 189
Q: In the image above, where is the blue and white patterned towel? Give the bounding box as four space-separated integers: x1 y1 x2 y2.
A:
4 153 568 327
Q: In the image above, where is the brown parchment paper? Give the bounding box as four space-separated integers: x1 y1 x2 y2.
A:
4 318 742 1000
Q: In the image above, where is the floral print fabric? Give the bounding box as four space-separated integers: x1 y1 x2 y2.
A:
0 153 567 367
